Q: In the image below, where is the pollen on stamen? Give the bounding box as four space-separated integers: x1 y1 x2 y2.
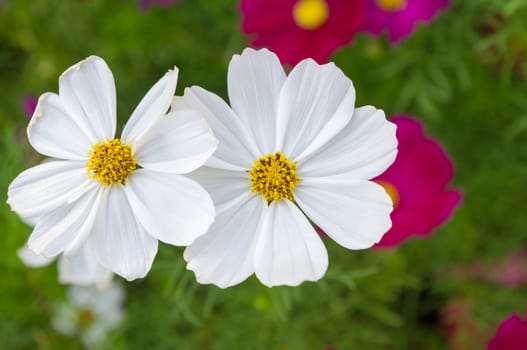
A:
376 0 407 12
376 180 400 208
293 0 330 30
86 138 137 187
249 152 300 202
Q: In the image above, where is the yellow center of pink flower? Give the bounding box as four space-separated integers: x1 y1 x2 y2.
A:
293 0 329 30
376 180 400 208
375 0 407 12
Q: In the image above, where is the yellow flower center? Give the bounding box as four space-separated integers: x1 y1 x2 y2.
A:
293 0 329 30
249 152 300 202
86 138 137 187
375 0 407 12
77 309 96 328
376 180 400 208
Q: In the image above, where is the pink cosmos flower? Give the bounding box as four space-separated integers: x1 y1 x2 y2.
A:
361 0 450 44
476 250 527 288
447 249 527 289
138 0 177 11
21 95 38 118
487 314 527 350
374 116 461 247
240 0 366 65
440 298 488 350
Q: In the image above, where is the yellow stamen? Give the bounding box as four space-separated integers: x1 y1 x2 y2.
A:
376 180 400 208
249 152 300 202
376 0 407 12
293 0 329 30
77 309 96 328
86 138 137 187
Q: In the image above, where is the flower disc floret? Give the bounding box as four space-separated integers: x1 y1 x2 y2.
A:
249 152 300 202
78 309 96 328
375 0 407 12
376 180 400 208
87 138 137 187
293 0 329 30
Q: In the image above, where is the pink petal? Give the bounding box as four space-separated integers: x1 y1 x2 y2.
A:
374 115 462 247
376 190 461 247
487 314 527 350
361 0 450 44
240 0 366 65
21 94 38 118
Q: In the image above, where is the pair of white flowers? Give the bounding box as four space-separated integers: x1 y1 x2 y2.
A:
9 48 397 288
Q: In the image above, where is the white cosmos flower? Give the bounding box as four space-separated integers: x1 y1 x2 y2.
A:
8 56 218 281
53 283 125 349
174 48 398 288
18 242 113 288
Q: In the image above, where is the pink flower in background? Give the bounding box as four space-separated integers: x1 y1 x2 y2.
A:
440 299 487 350
487 314 527 350
138 0 177 11
374 116 461 247
361 0 450 44
448 249 527 289
240 0 366 65
479 250 527 288
21 95 38 118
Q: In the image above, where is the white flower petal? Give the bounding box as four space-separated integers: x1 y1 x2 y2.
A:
27 93 93 160
125 170 215 246
174 87 259 170
276 59 355 162
299 106 397 179
7 160 93 222
184 193 265 288
59 56 116 141
67 284 124 323
254 200 328 287
187 166 250 214
17 245 53 267
89 284 125 320
294 178 393 249
59 242 113 287
28 187 102 258
122 68 178 144
134 110 218 174
228 48 286 154
92 186 158 281
19 215 40 226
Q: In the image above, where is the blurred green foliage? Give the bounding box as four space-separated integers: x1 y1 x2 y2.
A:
1 0 527 349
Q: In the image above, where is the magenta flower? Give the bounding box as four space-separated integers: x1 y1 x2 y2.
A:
138 0 177 11
449 249 527 289
361 0 450 44
374 116 461 247
21 94 38 118
440 299 487 350
487 314 527 350
478 250 527 288
240 0 367 65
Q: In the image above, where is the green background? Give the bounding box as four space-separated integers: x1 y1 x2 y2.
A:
1 0 527 349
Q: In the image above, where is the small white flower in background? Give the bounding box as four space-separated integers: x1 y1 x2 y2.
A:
52 283 125 349
8 56 218 281
175 48 398 288
18 242 113 288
